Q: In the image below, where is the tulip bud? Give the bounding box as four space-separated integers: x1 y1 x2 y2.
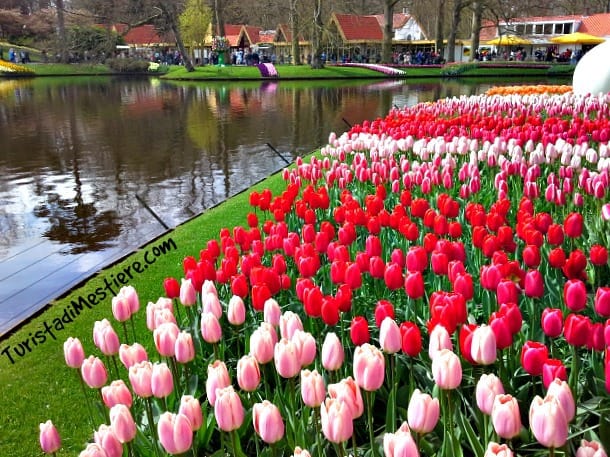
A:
237 355 261 392
39 420 61 454
320 398 353 443
81 355 108 389
476 373 504 415
158 412 193 455
529 395 568 448
470 325 497 365
109 404 137 443
63 337 85 369
253 400 285 444
432 349 462 390
491 394 521 439
321 332 344 371
353 343 385 391
407 389 440 434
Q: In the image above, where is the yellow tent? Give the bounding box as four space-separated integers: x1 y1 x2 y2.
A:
550 32 605 45
486 35 532 46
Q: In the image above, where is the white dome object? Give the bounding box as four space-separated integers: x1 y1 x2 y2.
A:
573 40 610 95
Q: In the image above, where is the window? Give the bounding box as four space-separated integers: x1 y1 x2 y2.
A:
515 24 525 35
543 23 553 34
534 24 543 34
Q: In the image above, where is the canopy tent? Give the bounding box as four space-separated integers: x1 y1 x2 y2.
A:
550 32 605 45
486 35 532 46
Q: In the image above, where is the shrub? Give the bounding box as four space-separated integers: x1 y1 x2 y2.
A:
106 58 151 73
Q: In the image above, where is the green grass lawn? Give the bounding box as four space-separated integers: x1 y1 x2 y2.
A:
0 169 289 457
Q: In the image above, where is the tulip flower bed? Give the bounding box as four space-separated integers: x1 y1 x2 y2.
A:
42 87 610 457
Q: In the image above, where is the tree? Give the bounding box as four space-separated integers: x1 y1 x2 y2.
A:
179 0 212 64
212 0 225 36
55 0 67 62
155 0 194 71
310 0 324 68
289 0 301 64
469 0 482 61
381 0 399 63
434 0 445 58
447 0 469 62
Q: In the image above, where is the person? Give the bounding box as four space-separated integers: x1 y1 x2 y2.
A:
8 48 15 62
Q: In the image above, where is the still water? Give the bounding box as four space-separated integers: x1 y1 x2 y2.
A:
0 76 563 334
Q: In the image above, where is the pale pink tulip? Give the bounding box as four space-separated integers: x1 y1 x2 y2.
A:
206 360 230 406
546 378 575 421
353 343 385 391
174 331 195 364
264 298 281 326
153 322 180 357
119 343 148 369
250 322 277 364
101 380 133 408
227 295 246 325
321 332 344 371
253 400 285 444
301 369 325 408
109 404 137 443
320 397 353 443
158 412 193 455
484 441 514 457
328 377 364 419
179 395 203 431
179 278 197 306
151 362 173 399
274 337 301 378
81 355 108 389
407 389 440 434
471 325 497 365
476 373 504 416
279 311 303 340
39 420 61 454
78 443 107 457
128 360 153 398
491 394 522 440
379 318 402 354
529 395 568 448
576 440 608 457
200 312 222 344
383 422 419 457
431 349 461 390
237 355 261 392
214 386 244 432
94 424 122 457
428 324 452 359
291 330 317 367
63 337 85 369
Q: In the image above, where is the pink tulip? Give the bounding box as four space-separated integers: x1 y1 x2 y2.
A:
120 285 139 314
546 378 575 421
470 325 497 365
291 447 312 457
291 330 317 367
328 377 364 419
146 297 174 331
174 331 195 364
94 424 122 457
206 360 231 406
158 412 193 455
476 373 504 415
119 343 148 369
78 443 107 457
179 395 203 431
529 395 568 448
264 298 281 326
101 380 133 408
81 355 108 389
237 354 261 392
321 332 344 371
301 369 325 408
379 318 402 354
151 362 173 399
279 311 304 339
353 343 385 391
128 360 153 398
484 441 514 457
274 337 301 378
428 324 453 360
201 291 222 318
111 294 132 322
227 295 246 325
320 397 353 443
200 311 222 344
491 394 521 440
153 322 180 358
431 349 462 390
39 420 61 454
63 337 85 369
253 400 285 444
109 404 137 443
383 422 419 457
407 389 440 434
214 386 244 432
250 322 277 364
602 203 610 221
576 440 608 457
179 278 197 306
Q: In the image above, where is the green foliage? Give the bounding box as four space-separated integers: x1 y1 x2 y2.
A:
548 63 576 75
105 58 151 72
179 0 213 47
67 26 121 60
440 62 478 76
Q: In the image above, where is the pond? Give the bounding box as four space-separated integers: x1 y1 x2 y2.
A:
0 75 568 335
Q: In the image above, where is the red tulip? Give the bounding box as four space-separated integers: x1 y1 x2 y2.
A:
458 323 477 364
400 321 422 357
590 245 608 266
546 224 565 246
406 246 428 272
350 316 370 345
548 247 566 269
542 358 567 389
404 271 425 299
564 212 584 238
384 263 404 290
344 262 362 290
431 251 449 275
521 341 549 376
522 245 541 268
496 279 520 306
564 313 591 347
374 300 395 327
488 313 514 350
498 302 523 335
563 279 587 312
163 277 180 299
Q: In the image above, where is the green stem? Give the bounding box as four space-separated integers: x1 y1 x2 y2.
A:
366 390 377 457
445 390 454 457
389 354 396 433
337 441 347 457
76 370 96 429
314 408 323 457
145 397 162 457
98 389 110 423
550 447 555 457
569 345 579 399
352 433 358 457
130 315 137 343
121 321 129 344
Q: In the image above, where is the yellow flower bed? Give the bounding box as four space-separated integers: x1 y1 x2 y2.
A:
485 84 572 96
0 59 35 74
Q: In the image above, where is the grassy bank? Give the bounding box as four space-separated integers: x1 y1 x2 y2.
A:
0 167 290 457
0 59 575 80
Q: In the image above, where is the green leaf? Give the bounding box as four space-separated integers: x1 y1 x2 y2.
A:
455 408 484 457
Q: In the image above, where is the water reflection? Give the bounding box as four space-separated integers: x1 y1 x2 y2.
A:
0 76 567 333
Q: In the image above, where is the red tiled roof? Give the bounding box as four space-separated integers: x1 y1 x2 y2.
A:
243 26 262 44
104 24 172 46
372 13 410 29
580 13 610 36
223 24 242 47
331 13 383 42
